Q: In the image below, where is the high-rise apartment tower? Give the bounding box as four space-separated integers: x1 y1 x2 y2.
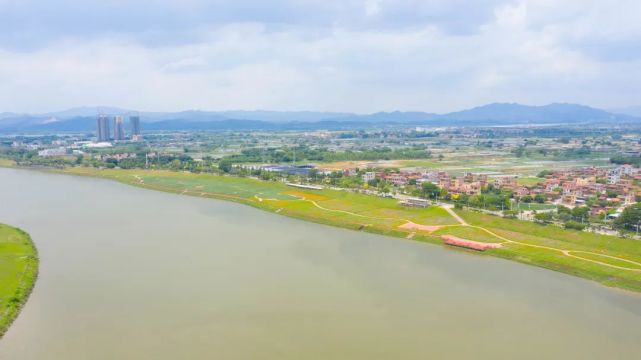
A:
113 116 125 141
96 115 111 141
130 115 141 140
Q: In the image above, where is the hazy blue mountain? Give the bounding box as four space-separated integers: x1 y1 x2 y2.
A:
0 117 95 133
440 103 618 123
4 108 353 124
0 114 49 127
0 103 639 132
136 110 352 123
43 106 134 118
331 111 439 123
0 112 26 120
143 119 273 130
139 110 229 123
217 110 352 123
610 106 641 117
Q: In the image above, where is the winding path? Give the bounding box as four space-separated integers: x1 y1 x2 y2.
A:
295 192 641 272
444 205 641 272
133 175 641 273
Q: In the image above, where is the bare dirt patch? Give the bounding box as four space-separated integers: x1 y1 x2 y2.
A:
399 222 442 233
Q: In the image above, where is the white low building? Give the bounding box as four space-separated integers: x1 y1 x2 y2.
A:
362 171 376 183
38 147 68 157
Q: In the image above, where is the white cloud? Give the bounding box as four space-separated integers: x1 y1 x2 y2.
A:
494 1 527 30
0 1 640 113
364 0 383 17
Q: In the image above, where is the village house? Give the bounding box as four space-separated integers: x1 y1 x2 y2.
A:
493 175 517 189
386 173 408 186
362 171 376 183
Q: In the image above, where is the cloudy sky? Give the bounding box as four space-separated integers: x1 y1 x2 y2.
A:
0 0 640 113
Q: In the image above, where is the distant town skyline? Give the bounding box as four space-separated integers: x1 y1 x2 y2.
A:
96 114 141 142
1 1 640 113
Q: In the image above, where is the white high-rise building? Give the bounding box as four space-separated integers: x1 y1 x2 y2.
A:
113 116 125 141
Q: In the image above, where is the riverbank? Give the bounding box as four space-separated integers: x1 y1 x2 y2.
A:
0 224 38 338
3 163 641 292
3 166 641 359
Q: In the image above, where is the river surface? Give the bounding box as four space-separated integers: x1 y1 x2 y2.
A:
0 168 640 359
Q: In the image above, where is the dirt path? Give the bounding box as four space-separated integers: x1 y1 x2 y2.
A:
298 193 641 271
132 174 641 272
133 174 144 184
445 206 641 272
285 195 412 223
442 204 468 226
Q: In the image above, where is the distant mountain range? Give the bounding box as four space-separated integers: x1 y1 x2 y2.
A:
0 103 639 133
609 106 641 117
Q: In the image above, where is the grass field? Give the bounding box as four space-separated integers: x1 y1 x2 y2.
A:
44 166 641 292
318 153 612 176
0 224 38 338
432 225 505 243
517 177 542 186
0 159 15 167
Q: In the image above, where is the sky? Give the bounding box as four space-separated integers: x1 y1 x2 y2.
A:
0 0 640 114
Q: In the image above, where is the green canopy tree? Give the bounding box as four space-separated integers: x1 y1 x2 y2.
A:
614 204 641 231
421 182 439 199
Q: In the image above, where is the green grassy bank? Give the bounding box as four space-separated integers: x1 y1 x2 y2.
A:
0 224 38 338
3 163 641 293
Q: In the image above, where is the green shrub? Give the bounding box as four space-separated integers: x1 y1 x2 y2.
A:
564 221 586 231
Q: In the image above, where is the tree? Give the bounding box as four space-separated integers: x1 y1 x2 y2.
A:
422 182 439 199
439 188 448 199
606 189 619 198
218 159 233 173
614 203 641 230
170 159 182 170
565 221 586 231
534 194 545 203
535 212 552 223
378 180 391 194
308 169 320 181
513 146 526 157
571 206 589 221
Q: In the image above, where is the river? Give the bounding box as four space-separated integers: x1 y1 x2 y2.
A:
0 168 640 359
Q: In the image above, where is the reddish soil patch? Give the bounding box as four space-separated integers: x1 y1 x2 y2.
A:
441 235 502 251
399 222 442 233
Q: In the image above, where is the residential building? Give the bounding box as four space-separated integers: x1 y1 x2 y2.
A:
97 115 111 141
362 172 376 183
386 173 408 186
607 169 621 185
130 115 141 140
113 116 125 141
38 147 68 157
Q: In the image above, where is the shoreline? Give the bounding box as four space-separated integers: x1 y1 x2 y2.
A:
2 163 641 293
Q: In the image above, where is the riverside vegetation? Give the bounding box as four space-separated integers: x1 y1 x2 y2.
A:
0 224 38 338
